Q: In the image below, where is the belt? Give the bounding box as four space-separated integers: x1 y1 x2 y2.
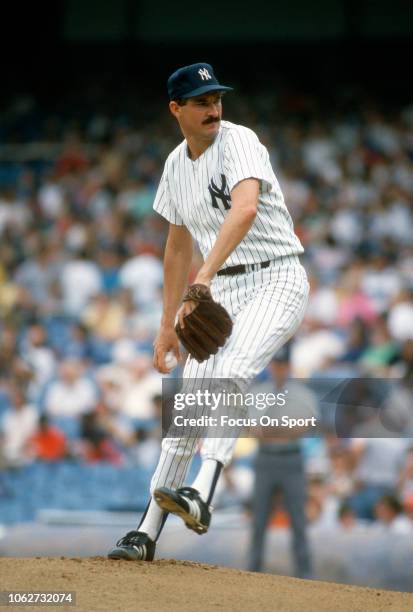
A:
216 254 300 277
217 260 271 277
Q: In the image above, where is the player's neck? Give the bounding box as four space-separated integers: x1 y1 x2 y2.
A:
185 140 210 160
185 135 216 161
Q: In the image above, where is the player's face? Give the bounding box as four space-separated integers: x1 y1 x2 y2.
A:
171 92 223 142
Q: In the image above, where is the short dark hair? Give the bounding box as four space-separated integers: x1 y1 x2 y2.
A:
377 494 403 514
338 502 354 519
174 98 187 106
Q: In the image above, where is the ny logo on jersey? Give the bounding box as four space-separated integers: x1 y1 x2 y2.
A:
198 68 212 81
208 174 231 211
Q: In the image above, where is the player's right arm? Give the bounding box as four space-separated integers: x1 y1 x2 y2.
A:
153 223 193 373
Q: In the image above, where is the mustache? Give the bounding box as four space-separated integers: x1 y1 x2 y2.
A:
202 116 220 125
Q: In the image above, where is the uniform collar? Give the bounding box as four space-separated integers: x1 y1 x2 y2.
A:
185 123 223 163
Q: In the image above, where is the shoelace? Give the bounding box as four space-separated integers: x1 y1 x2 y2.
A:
117 530 145 547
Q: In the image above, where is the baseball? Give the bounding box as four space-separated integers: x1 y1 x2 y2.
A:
164 351 178 371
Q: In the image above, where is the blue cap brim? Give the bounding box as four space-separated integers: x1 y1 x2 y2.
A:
176 84 233 100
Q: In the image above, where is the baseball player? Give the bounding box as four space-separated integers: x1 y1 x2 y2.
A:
108 63 309 561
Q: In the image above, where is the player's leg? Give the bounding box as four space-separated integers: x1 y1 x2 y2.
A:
155 262 309 534
154 393 241 534
151 356 230 534
200 263 308 466
212 262 309 381
167 263 307 508
150 274 246 534
192 261 309 534
108 355 216 558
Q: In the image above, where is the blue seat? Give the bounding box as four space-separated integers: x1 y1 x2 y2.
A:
0 461 156 521
49 416 81 440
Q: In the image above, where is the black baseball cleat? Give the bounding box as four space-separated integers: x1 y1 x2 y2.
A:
154 486 211 535
107 530 156 561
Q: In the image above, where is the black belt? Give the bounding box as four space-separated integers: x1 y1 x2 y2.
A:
217 260 271 277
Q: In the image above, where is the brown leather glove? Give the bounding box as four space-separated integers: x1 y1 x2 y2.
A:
175 284 233 363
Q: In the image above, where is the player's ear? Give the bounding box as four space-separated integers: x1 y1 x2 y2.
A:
169 101 180 119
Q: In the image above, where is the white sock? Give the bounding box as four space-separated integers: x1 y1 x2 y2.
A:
138 499 165 541
191 459 222 504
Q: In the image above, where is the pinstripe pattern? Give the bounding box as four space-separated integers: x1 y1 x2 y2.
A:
153 121 304 267
150 260 309 488
144 119 309 541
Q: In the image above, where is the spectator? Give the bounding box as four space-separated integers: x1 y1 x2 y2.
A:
336 265 378 328
119 246 163 308
326 447 354 500
14 244 62 310
95 398 134 448
388 288 413 342
0 327 19 381
60 250 102 316
61 323 93 361
339 318 369 363
96 249 121 296
305 275 339 327
37 175 65 220
0 188 31 236
117 178 156 221
291 322 345 376
20 323 56 395
77 412 123 465
44 359 98 417
374 494 412 534
358 316 398 374
1 386 38 467
361 253 402 314
26 414 68 462
305 474 339 529
348 438 408 520
337 503 359 531
121 355 162 419
82 293 126 342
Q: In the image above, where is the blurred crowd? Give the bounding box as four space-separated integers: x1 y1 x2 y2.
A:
1 89 413 535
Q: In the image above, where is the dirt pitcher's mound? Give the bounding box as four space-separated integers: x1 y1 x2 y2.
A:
1 558 412 612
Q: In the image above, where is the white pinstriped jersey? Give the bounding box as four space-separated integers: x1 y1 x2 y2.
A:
153 120 304 268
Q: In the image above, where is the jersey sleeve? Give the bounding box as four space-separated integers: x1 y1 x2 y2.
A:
153 163 184 225
223 126 275 192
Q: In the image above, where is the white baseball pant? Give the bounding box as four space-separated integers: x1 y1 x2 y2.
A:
150 254 309 493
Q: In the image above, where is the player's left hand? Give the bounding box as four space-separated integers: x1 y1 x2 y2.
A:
177 300 198 330
175 283 233 363
178 274 211 329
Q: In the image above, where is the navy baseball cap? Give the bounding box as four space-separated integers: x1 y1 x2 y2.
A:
167 63 233 101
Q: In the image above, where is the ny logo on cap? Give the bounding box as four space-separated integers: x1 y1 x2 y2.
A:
198 68 212 81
